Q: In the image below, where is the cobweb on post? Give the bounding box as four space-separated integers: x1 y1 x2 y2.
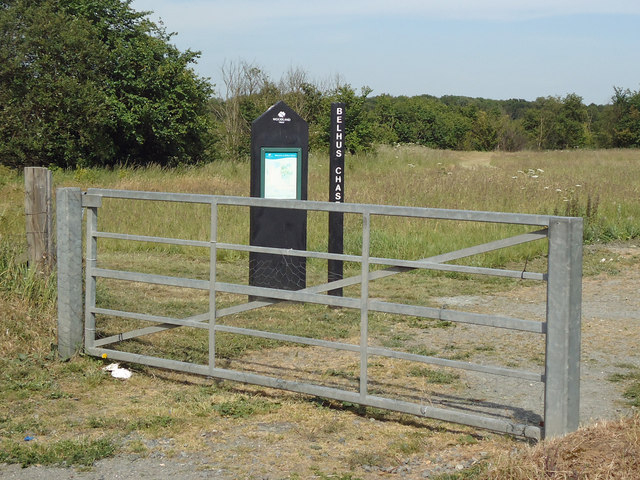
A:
249 251 307 292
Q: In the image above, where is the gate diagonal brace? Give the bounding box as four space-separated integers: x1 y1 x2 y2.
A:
216 228 547 318
97 229 547 344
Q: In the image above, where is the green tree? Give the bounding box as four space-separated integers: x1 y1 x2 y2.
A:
299 82 326 150
465 109 499 151
585 103 613 148
0 0 214 169
370 94 399 145
557 93 587 148
390 95 471 149
0 0 110 168
523 96 562 149
392 96 438 145
523 94 587 149
495 114 527 152
331 84 375 154
611 87 640 147
314 84 375 155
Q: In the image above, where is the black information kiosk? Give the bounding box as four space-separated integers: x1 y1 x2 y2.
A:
249 101 309 292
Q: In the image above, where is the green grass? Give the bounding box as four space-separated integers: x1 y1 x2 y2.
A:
87 414 176 432
623 384 640 407
0 437 116 467
212 395 282 418
608 366 640 407
389 431 430 455
407 366 460 384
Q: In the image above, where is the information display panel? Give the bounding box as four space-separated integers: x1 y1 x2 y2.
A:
260 148 302 199
250 101 308 292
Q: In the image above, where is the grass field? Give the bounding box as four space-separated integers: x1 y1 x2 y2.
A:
1 146 640 478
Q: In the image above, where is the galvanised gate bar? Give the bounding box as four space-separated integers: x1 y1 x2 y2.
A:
56 188 583 440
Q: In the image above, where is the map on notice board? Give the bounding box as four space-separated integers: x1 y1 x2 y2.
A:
263 151 298 199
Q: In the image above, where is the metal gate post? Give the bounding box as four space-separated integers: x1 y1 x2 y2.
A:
544 217 583 438
84 201 99 352
56 188 84 359
359 212 371 400
209 200 218 374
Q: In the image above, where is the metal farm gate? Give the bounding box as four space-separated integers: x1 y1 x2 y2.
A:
56 188 582 440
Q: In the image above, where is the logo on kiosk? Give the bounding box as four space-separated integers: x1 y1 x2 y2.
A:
273 110 292 124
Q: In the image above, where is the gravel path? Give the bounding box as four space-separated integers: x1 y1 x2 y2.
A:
435 246 640 425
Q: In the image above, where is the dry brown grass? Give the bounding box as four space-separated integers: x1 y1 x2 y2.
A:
480 415 640 479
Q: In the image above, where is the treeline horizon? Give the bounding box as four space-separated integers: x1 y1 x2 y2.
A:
210 60 640 160
2 0 640 170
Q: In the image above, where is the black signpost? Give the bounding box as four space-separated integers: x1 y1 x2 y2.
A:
249 101 308 293
328 103 345 296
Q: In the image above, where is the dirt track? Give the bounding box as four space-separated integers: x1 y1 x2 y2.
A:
435 244 640 425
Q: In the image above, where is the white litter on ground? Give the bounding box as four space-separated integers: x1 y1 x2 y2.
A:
102 363 132 379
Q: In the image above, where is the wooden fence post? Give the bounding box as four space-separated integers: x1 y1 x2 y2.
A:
24 167 53 269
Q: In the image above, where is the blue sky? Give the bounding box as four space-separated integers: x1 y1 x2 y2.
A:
131 0 640 105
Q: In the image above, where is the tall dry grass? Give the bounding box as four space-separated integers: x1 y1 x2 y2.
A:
337 147 640 241
480 415 640 479
38 148 640 269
